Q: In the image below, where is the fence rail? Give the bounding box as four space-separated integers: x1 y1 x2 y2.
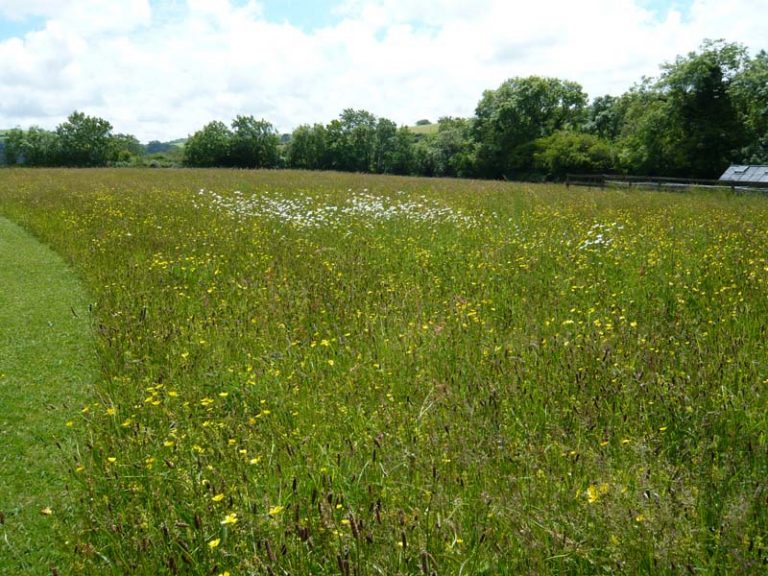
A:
565 173 768 192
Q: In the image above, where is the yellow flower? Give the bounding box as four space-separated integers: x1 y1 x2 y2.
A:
221 512 238 525
107 457 117 464
586 483 609 504
208 538 221 549
268 505 284 517
212 493 225 502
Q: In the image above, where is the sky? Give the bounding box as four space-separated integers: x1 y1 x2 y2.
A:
0 0 765 142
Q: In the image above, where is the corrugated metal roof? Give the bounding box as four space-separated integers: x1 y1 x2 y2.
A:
720 165 768 183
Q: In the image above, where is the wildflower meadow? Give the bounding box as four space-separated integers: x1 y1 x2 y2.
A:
1 168 767 575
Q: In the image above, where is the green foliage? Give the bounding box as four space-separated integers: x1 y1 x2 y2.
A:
56 111 115 167
110 133 144 166
616 85 679 176
3 113 147 168
474 76 588 178
184 121 233 167
286 124 329 170
414 117 476 178
145 140 174 155
657 40 748 177
4 127 59 166
731 50 768 163
387 126 418 175
585 95 625 141
371 117 399 173
230 116 280 168
533 131 614 178
326 109 378 172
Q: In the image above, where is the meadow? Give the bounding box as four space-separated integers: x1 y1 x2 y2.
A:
1 168 767 575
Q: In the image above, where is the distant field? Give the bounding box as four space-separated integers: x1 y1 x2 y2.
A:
409 123 439 135
1 168 767 574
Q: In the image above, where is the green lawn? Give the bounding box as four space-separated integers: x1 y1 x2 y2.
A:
0 217 97 574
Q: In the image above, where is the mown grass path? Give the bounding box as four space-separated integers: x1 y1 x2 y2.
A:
0 216 96 574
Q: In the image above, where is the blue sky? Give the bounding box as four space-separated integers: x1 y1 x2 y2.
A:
0 0 344 39
0 15 40 39
0 0 763 141
0 0 698 41
639 0 693 18
260 0 340 31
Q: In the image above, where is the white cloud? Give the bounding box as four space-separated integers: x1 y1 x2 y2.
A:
0 0 764 141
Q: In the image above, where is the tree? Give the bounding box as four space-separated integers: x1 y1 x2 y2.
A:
656 39 748 177
145 140 174 155
184 121 233 167
326 109 377 172
3 128 24 165
615 83 680 175
230 115 279 168
110 133 144 164
372 117 398 174
584 95 626 141
286 124 328 170
473 76 588 178
56 111 114 166
731 49 768 163
388 127 417 175
412 117 476 178
4 126 60 166
533 131 614 179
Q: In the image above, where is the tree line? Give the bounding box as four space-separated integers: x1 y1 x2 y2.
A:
2 40 766 180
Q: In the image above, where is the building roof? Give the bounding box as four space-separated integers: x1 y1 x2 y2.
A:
720 165 768 183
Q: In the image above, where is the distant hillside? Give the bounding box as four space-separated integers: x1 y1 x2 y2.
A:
409 123 439 135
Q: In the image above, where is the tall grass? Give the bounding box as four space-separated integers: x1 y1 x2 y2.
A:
1 168 767 574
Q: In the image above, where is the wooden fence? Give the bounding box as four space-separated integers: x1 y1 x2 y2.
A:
565 173 768 193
